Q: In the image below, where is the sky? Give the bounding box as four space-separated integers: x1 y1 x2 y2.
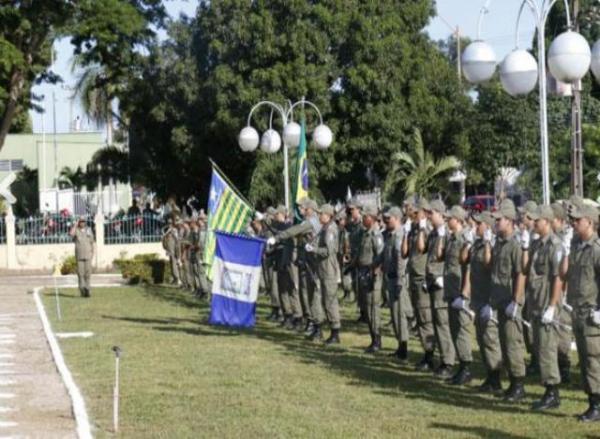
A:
30 0 538 135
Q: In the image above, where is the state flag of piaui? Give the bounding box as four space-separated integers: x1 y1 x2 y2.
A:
203 165 254 280
209 231 265 327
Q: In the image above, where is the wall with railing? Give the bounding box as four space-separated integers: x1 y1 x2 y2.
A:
0 213 165 271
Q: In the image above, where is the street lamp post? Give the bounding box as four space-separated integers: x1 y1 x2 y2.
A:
238 98 333 211
462 0 600 205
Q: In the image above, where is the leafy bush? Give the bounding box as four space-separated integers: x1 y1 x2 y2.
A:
113 253 166 284
60 255 77 275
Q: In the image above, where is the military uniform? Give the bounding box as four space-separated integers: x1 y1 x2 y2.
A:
357 207 384 352
567 208 600 421
162 224 181 284
407 212 435 369
382 207 411 359
190 222 210 298
469 212 503 391
275 200 322 334
263 222 281 319
490 200 526 401
347 217 365 319
444 207 472 383
73 223 94 297
337 214 353 302
426 223 456 372
313 205 341 342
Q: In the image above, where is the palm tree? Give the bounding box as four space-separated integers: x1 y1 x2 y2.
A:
383 128 460 200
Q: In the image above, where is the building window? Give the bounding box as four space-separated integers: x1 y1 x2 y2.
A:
0 160 24 172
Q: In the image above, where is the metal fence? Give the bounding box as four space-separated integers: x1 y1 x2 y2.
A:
0 217 5 244
104 213 165 244
15 215 94 245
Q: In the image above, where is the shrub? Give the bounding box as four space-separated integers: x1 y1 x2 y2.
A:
60 255 77 275
113 253 166 284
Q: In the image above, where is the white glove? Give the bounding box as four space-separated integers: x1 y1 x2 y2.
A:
541 306 555 325
464 228 474 246
483 229 493 243
592 309 600 326
451 297 464 310
520 230 530 250
266 237 276 246
403 220 412 234
505 301 518 320
435 276 444 288
437 225 446 238
480 305 492 323
255 211 265 221
304 243 314 253
419 218 427 230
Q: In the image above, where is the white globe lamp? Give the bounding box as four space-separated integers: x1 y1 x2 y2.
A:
591 39 600 83
461 40 497 83
260 129 281 153
548 31 591 83
282 121 302 148
500 50 538 96
238 126 259 152
313 124 333 150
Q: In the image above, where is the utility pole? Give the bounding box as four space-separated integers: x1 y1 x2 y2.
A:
438 15 462 83
571 0 584 197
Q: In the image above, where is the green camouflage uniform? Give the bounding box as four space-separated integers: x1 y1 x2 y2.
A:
74 226 94 297
314 220 341 329
383 227 411 343
162 226 180 284
357 224 384 337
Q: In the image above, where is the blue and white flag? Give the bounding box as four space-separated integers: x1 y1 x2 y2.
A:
209 231 265 327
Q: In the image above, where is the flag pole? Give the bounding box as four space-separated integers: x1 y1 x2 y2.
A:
208 158 255 210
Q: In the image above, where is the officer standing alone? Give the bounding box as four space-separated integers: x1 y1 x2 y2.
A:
70 217 95 298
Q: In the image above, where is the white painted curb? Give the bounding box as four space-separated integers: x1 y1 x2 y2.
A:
33 287 93 439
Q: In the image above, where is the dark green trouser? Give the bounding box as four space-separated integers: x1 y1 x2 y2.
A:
182 258 193 289
298 265 312 320
356 269 368 317
497 307 526 378
269 268 280 308
76 259 91 295
320 277 341 329
410 276 435 352
573 309 600 395
557 308 573 370
449 306 473 363
168 254 180 283
360 269 382 336
388 281 413 343
430 286 455 366
533 319 560 385
474 310 503 373
278 268 302 318
305 264 323 324
523 301 535 361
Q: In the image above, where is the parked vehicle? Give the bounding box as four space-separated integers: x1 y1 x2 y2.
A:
463 195 496 213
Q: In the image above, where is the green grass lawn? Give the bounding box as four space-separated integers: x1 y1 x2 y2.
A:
42 285 599 438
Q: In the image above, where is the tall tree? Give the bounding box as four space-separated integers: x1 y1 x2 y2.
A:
0 0 166 151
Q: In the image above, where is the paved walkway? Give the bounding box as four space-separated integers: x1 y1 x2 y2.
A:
0 274 122 438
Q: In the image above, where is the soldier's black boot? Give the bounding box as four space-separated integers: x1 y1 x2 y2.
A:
325 328 340 345
397 341 408 364
503 377 526 402
267 307 279 321
451 362 473 385
304 320 315 336
308 324 322 341
415 350 435 372
435 363 454 380
532 385 560 411
558 356 571 384
364 334 381 354
281 315 294 330
578 394 600 422
292 317 304 332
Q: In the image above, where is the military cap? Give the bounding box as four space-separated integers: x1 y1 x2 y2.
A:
492 199 517 220
570 204 599 221
551 202 567 221
473 210 495 227
567 195 585 211
299 197 318 211
347 198 361 209
383 206 403 219
275 205 287 215
318 203 335 216
444 205 467 221
528 205 554 221
266 206 276 216
416 198 430 211
518 200 538 215
362 204 379 217
425 199 446 214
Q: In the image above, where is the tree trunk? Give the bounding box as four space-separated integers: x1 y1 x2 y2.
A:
0 70 25 152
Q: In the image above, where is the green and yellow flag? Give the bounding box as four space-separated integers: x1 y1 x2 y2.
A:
203 164 254 279
293 119 309 221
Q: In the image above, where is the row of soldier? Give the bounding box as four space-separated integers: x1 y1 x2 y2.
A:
254 195 600 422
161 216 211 298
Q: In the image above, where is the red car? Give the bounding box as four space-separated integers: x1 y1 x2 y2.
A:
463 195 496 213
